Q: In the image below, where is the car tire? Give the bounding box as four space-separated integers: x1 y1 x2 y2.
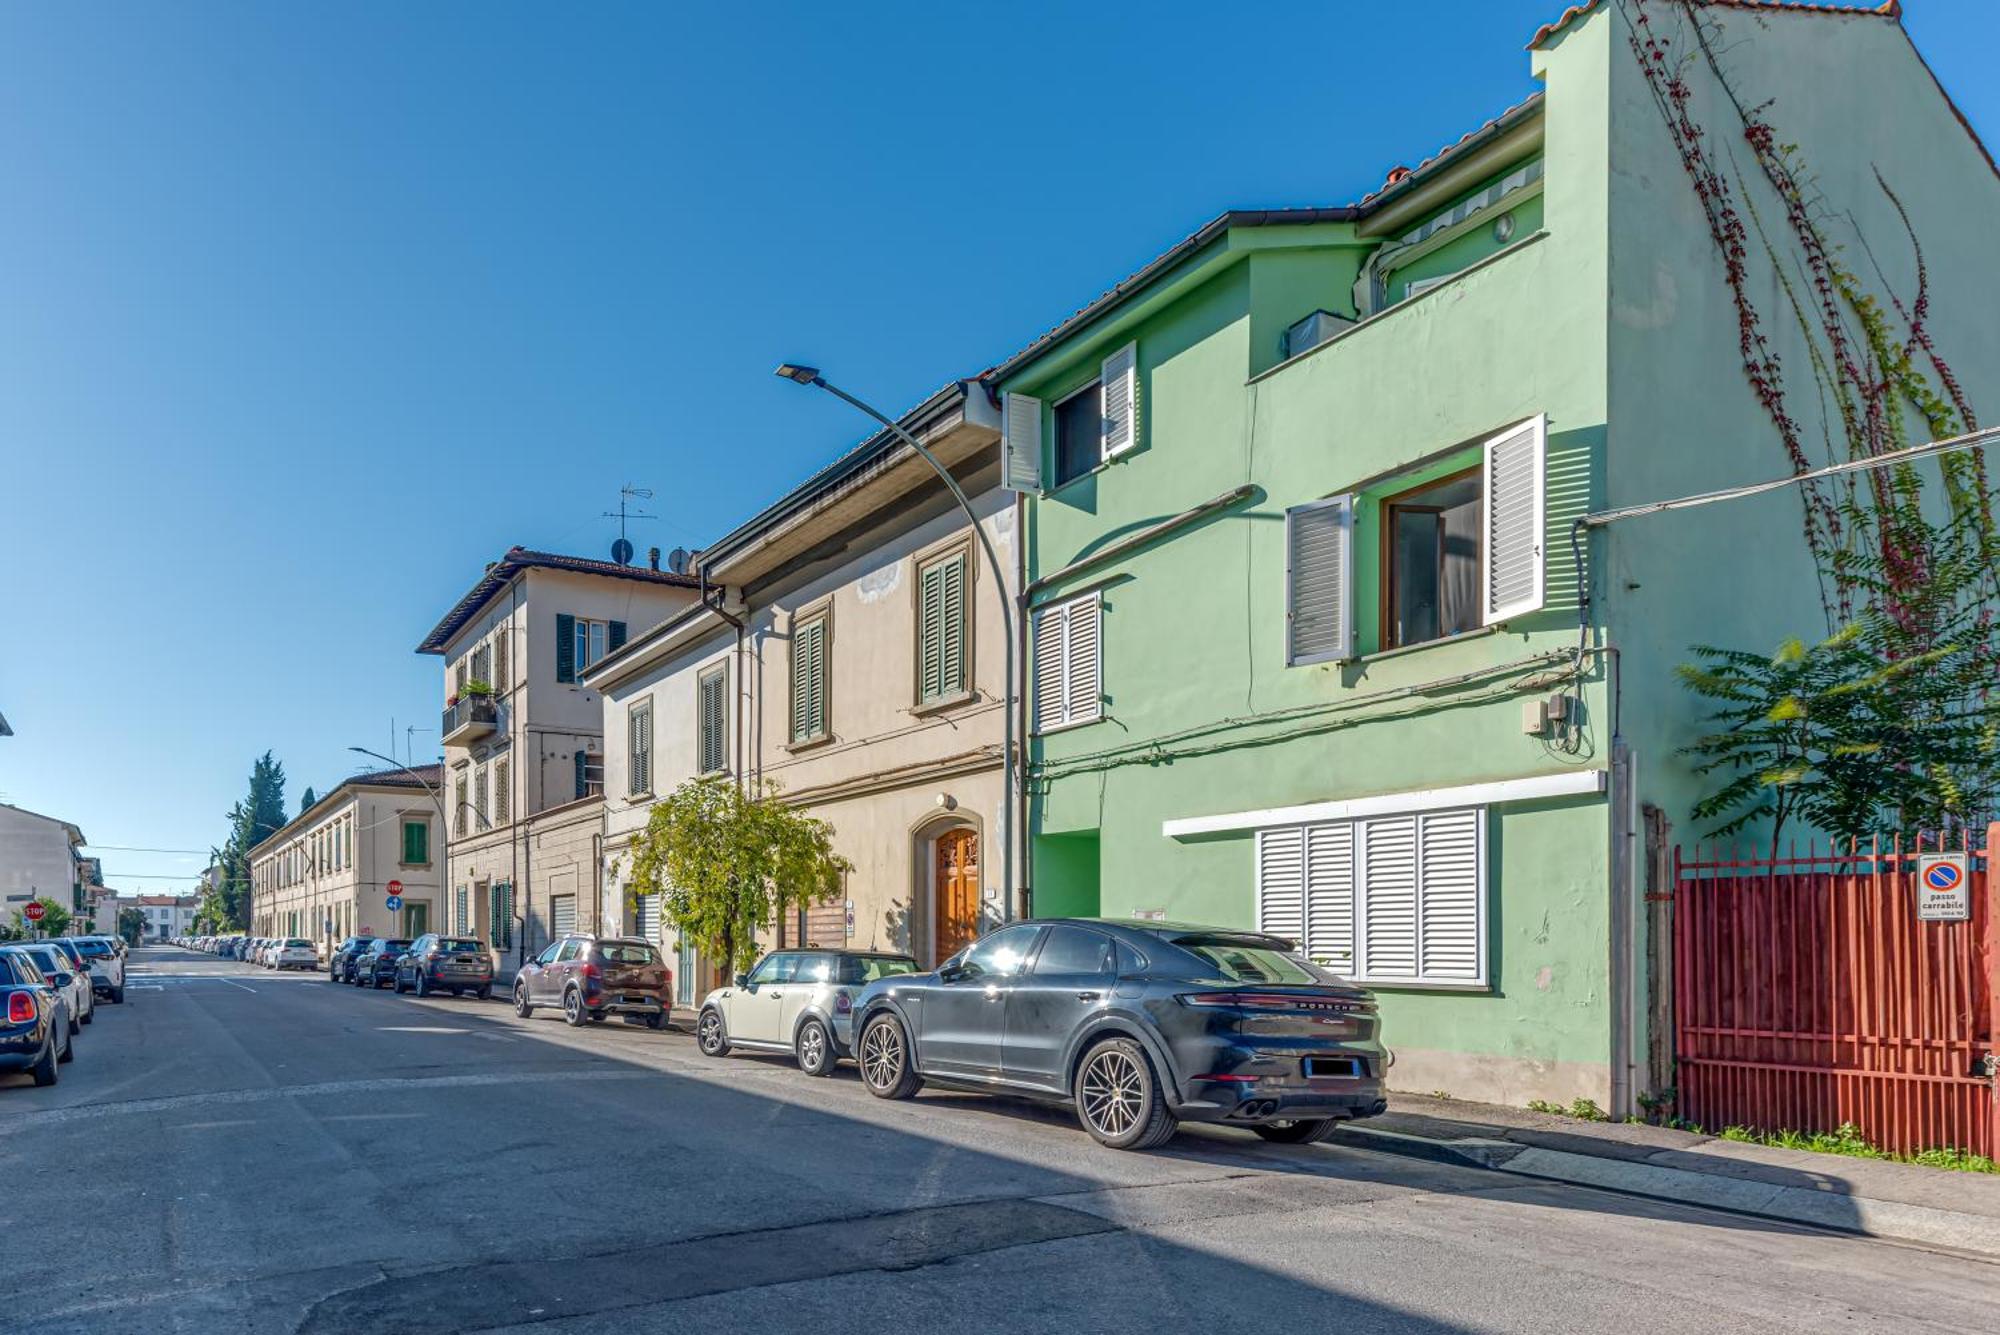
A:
645 1011 665 1031
475 986 492 1001
858 1014 922 1100
514 984 534 1018
111 986 125 1005
1074 1037 1178 1151
696 1008 730 1056
795 1017 835 1077
1252 1118 1342 1145
59 1025 75 1063
393 975 408 995
80 1005 92 1026
414 974 430 998
563 987 586 1027
31 1035 58 1087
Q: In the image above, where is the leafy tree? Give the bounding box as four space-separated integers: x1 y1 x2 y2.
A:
117 906 148 947
206 752 288 931
10 896 72 938
299 786 317 814
625 777 850 975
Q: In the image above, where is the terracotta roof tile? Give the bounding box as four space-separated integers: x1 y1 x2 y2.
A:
417 547 697 654
1530 0 1900 51
1357 93 1545 206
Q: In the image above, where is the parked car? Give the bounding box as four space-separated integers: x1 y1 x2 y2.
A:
513 935 671 1028
44 940 94 1025
272 939 319 971
696 949 919 1075
843 919 1387 1150
0 947 73 1085
16 943 91 1033
328 937 377 984
70 937 126 1005
393 935 494 999
351 939 411 988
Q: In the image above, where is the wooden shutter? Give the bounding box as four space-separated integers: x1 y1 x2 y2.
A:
699 669 726 774
1002 392 1043 492
1287 495 1353 665
406 819 429 865
574 750 588 800
453 777 468 837
555 613 576 682
494 757 511 824
628 703 652 794
790 616 827 741
1418 809 1483 982
608 620 627 655
1256 828 1305 944
1359 815 1418 979
1305 823 1356 974
1032 593 1102 731
1482 415 1546 624
918 555 967 703
1100 342 1138 457
494 630 509 693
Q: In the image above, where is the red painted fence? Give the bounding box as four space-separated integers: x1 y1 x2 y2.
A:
1673 827 1999 1157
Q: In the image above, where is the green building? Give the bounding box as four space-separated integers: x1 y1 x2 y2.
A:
997 0 1999 1112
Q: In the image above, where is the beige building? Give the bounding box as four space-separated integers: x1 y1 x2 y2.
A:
249 765 443 949
587 381 1019 1001
416 546 699 970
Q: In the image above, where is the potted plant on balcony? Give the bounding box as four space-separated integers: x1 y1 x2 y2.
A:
463 679 494 698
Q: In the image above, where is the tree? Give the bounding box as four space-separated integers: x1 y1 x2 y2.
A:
625 777 850 975
117 906 148 947
299 786 317 814
206 752 288 931
10 896 72 938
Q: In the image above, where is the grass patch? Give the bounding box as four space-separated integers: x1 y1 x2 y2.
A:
1717 1121 1997 1174
1526 1097 1610 1122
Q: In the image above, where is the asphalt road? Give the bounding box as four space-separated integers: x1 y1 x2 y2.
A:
5 945 1999 1334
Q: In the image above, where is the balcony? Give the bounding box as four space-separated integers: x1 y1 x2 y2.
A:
442 694 498 745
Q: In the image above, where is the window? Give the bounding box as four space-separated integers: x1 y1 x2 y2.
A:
470 643 491 687
916 551 968 705
402 819 430 866
493 629 510 695
494 757 511 824
454 657 468 697
635 893 660 940
1053 380 1102 488
553 938 581 963
952 924 1039 979
575 749 604 800
1032 592 1101 732
1032 925 1113 977
789 612 829 743
455 886 469 935
490 884 514 949
454 775 468 837
536 941 561 966
627 700 653 796
1382 468 1481 650
473 763 490 827
556 614 626 683
697 666 727 774
551 895 578 937
1256 806 1486 987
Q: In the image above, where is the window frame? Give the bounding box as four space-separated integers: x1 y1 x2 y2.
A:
1032 590 1103 735
1050 377 1105 490
913 543 974 710
1378 463 1482 653
573 617 612 674
401 818 431 868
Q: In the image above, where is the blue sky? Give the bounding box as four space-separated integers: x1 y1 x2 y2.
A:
2 1 1995 891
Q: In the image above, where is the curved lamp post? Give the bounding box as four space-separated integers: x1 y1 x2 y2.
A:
775 365 1018 923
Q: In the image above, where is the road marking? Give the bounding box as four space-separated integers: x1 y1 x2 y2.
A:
376 1026 471 1034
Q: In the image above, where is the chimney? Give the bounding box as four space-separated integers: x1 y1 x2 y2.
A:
647 546 661 572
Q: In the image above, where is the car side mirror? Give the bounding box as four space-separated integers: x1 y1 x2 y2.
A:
938 962 965 983
734 973 750 988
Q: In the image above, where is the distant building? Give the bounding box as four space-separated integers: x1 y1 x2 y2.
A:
130 895 199 941
249 766 445 952
0 802 87 917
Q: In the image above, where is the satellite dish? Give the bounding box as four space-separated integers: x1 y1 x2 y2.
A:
611 537 634 566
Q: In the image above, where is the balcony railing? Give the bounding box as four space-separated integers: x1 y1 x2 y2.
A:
442 694 498 745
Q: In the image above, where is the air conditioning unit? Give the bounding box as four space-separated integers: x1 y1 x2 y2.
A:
1283 309 1355 360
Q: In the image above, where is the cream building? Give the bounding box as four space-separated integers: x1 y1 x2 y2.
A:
249 766 443 949
586 381 1019 1002
416 547 699 971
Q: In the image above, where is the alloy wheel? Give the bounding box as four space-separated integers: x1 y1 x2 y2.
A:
697 1011 723 1054
860 1020 902 1091
799 1022 826 1072
1080 1048 1145 1139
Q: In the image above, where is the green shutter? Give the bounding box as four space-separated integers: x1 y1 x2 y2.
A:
608 620 627 653
791 618 826 741
555 613 576 683
403 820 428 865
919 555 966 702
574 749 588 800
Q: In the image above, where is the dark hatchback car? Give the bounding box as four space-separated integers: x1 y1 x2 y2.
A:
350 938 412 988
850 919 1386 1150
514 935 672 1028
0 947 74 1087
393 935 494 999
328 936 377 984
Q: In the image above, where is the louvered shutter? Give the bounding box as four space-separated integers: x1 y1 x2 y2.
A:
1482 415 1546 624
1305 823 1356 973
494 631 510 694
608 620 627 654
1100 342 1138 457
1002 392 1043 492
790 618 827 740
1032 604 1066 732
919 562 945 702
454 777 468 837
555 613 576 682
628 704 652 794
455 658 468 695
455 886 469 935
1359 815 1418 979
1287 495 1353 665
699 671 726 774
1418 809 1482 982
1256 828 1305 944
1064 592 1102 725
494 757 511 823
574 749 588 800
551 895 577 937
636 894 660 940
939 555 965 698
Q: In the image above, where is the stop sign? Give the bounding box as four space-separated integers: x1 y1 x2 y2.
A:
23 902 46 922
386 879 403 897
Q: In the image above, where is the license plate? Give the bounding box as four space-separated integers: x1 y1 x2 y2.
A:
1304 1057 1363 1079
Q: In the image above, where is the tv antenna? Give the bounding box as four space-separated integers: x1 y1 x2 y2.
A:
604 484 656 566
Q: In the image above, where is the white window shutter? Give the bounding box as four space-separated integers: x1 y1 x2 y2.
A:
1482 415 1546 624
1256 828 1305 944
1066 592 1102 725
1032 592 1102 731
1032 605 1066 732
1100 342 1138 457
1359 815 1418 978
1002 392 1043 492
1286 496 1353 665
1418 809 1483 983
1305 823 1356 974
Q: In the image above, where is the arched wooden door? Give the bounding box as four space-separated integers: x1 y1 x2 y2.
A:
933 828 981 963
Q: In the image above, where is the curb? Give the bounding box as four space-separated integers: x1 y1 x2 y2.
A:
1333 1124 2000 1259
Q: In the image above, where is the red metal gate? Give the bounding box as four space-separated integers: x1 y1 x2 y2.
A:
1673 827 1999 1157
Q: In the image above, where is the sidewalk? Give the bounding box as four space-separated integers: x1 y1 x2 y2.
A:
1333 1093 2000 1259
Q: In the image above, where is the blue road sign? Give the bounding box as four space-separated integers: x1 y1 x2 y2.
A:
385 894 404 912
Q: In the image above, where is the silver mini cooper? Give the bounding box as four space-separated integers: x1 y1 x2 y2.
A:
696 949 920 1075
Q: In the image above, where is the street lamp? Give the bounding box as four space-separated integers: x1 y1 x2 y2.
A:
775 364 1020 921
348 746 447 824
